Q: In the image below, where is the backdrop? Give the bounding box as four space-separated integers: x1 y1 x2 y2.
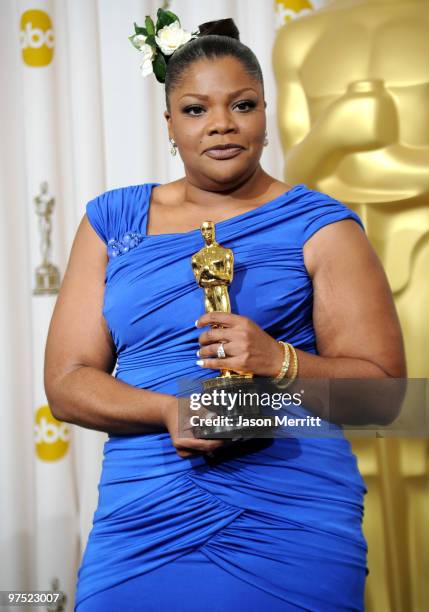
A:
0 1 328 610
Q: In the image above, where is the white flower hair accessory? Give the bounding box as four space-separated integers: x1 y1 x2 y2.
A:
129 8 199 83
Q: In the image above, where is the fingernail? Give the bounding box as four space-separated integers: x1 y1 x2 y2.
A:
196 360 204 366
195 319 199 327
196 350 200 357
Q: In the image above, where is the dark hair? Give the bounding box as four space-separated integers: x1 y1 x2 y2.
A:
164 18 265 112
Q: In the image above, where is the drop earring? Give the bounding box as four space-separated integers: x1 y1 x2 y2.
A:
263 130 269 147
169 137 177 156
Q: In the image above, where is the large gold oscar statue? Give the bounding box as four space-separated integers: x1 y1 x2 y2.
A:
273 2 429 610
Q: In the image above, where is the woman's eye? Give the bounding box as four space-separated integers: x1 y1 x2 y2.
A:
235 100 256 111
183 106 204 116
183 100 256 116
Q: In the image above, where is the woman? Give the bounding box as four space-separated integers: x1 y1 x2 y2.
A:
44 13 406 612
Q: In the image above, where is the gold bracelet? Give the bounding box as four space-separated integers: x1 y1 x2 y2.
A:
273 342 298 389
287 343 298 383
273 341 290 382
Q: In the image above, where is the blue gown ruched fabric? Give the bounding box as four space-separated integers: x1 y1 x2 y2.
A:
75 183 369 611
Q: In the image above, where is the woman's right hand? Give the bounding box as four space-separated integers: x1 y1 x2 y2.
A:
161 397 234 458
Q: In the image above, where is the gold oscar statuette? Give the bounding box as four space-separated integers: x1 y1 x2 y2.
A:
33 181 60 295
191 221 273 438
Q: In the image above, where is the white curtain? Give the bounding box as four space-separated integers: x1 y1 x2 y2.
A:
0 1 326 609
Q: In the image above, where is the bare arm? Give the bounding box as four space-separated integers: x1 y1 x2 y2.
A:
299 219 407 425
44 215 175 435
302 219 406 379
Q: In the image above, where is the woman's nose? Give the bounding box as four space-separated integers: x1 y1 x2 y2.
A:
207 109 237 135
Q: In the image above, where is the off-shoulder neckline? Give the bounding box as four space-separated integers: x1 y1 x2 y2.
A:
142 182 307 238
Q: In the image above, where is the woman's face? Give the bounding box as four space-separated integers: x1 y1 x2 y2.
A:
165 56 266 190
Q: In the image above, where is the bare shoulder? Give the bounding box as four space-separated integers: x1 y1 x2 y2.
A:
269 180 292 190
304 218 371 278
150 179 183 207
268 180 295 199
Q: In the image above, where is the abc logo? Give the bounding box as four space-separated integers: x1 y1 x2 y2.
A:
35 405 70 462
20 9 55 67
276 0 312 23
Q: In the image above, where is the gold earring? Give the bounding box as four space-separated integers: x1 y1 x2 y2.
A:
263 131 269 147
169 138 177 156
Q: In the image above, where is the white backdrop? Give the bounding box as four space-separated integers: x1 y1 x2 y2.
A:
0 1 327 609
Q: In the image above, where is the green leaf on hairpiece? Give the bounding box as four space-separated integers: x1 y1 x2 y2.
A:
163 10 180 26
145 34 156 47
153 51 167 84
145 16 155 37
133 22 147 35
156 8 180 31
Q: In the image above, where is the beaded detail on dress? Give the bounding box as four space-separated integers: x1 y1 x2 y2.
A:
107 231 144 258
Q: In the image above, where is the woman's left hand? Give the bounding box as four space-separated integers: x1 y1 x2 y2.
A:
196 312 284 377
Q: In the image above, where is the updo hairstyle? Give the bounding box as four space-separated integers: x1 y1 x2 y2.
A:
164 18 265 112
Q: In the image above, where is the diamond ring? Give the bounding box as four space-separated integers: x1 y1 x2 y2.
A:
217 342 226 359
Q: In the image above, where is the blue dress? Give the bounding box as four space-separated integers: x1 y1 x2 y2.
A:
75 183 368 611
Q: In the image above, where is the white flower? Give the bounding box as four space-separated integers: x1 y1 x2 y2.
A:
155 20 194 56
130 33 147 50
139 43 154 77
